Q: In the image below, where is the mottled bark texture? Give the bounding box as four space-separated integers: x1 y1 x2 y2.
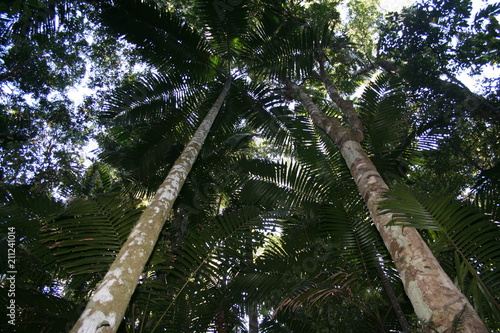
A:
285 79 488 332
70 78 232 333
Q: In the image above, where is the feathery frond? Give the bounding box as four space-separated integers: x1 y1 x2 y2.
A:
380 184 500 325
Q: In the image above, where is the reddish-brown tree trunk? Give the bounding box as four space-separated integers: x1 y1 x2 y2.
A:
285 79 488 333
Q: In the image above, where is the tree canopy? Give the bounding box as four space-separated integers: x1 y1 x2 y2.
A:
1 0 499 332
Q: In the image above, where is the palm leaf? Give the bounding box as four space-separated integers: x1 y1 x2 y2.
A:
274 271 356 312
239 158 331 210
100 78 235 199
380 184 500 324
41 193 143 276
103 71 204 124
101 0 215 79
193 0 250 65
0 186 64 282
245 18 315 81
134 206 277 331
232 80 298 156
0 286 80 332
474 162 500 223
358 73 420 181
78 161 118 195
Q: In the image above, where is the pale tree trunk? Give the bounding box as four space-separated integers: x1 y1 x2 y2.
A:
285 78 488 333
70 78 232 333
248 304 259 333
245 234 259 333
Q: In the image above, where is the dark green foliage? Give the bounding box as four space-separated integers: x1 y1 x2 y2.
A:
459 3 500 68
358 73 421 182
380 0 473 75
0 187 145 331
101 0 215 81
380 184 500 328
2 0 499 331
42 194 143 276
0 0 141 195
0 287 80 333
379 0 500 124
0 186 72 331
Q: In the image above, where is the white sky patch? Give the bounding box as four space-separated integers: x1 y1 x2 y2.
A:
378 0 415 13
457 0 500 93
457 65 500 93
67 85 94 105
82 139 99 168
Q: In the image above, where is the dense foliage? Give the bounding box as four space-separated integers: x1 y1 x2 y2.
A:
1 0 499 332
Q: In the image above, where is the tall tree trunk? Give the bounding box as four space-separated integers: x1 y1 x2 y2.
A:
70 78 232 333
285 79 488 333
245 233 259 333
373 259 410 333
248 303 259 333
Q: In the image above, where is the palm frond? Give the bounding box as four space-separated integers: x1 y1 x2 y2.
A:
218 78 297 154
474 162 500 222
5 0 87 38
0 186 63 240
284 109 356 196
41 193 143 276
358 73 420 181
78 161 117 195
274 270 356 313
0 186 64 280
99 78 237 199
317 200 395 277
135 206 277 331
239 159 331 210
103 71 204 123
193 0 250 65
231 206 405 331
380 184 500 324
0 287 79 332
242 10 315 81
101 0 215 78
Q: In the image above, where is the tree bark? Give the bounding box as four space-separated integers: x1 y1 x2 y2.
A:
245 234 259 333
285 79 488 333
70 78 232 333
248 303 259 333
374 259 410 333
